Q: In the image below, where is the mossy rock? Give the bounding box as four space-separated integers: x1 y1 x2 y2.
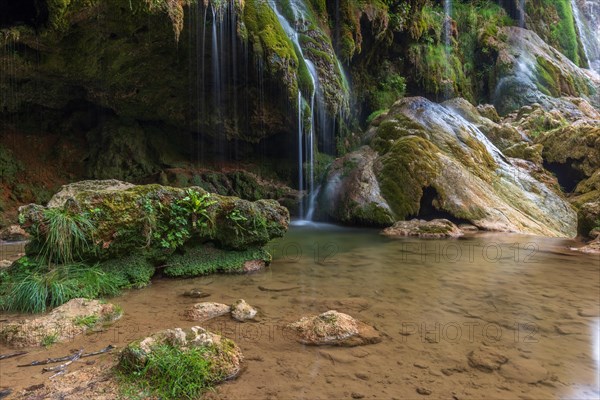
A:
19 180 289 261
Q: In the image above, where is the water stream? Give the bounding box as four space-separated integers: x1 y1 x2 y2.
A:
572 0 600 73
1 228 599 398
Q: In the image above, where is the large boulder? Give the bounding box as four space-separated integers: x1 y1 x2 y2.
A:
319 97 577 237
0 298 122 348
19 180 289 262
493 27 600 115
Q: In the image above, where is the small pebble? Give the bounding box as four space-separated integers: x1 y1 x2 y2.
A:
351 393 365 399
416 387 432 395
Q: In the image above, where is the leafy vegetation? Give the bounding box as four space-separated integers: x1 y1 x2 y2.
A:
1 259 122 313
73 314 99 328
117 344 218 400
41 333 58 348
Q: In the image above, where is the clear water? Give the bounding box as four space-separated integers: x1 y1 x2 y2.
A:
1 227 599 398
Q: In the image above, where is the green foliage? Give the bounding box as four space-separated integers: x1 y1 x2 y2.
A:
1 261 122 313
73 314 99 328
41 334 58 348
118 344 218 400
99 254 156 289
163 246 270 277
371 73 406 110
180 189 217 230
226 209 249 237
39 205 95 265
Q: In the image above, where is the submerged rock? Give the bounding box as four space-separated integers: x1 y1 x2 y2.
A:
119 326 243 381
321 97 577 237
183 302 231 322
0 298 122 348
288 310 381 347
182 288 211 299
381 219 463 238
467 347 508 372
230 299 257 322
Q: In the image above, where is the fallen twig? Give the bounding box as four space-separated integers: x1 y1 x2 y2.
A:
42 349 83 373
0 351 27 360
18 345 115 367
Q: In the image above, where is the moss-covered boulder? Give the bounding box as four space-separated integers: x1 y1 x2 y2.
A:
0 298 122 348
319 97 577 237
493 27 599 115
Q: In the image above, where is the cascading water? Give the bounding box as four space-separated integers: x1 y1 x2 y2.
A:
571 0 600 73
443 0 453 99
518 0 526 28
267 0 336 222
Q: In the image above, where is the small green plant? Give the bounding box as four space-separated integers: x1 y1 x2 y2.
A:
41 334 58 348
39 206 95 265
226 209 248 237
118 344 218 400
73 314 99 328
180 189 217 230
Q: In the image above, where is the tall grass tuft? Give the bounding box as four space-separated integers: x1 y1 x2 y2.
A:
4 263 122 313
39 206 95 265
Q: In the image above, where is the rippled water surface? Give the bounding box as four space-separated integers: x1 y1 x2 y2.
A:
1 225 599 399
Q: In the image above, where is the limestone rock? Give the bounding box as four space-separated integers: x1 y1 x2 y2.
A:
183 302 231 321
381 219 463 238
499 359 549 383
230 299 257 322
119 326 243 380
288 310 381 347
0 298 122 348
467 347 508 372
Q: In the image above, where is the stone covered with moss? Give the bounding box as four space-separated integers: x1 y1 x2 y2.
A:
19 180 289 275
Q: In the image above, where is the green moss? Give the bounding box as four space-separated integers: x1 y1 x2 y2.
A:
0 148 23 185
163 245 271 277
376 136 442 219
99 254 156 289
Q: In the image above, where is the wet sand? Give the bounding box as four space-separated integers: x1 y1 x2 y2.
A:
1 225 599 399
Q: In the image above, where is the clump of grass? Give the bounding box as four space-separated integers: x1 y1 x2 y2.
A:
41 334 58 348
73 314 99 328
118 344 218 400
2 261 122 313
39 205 95 265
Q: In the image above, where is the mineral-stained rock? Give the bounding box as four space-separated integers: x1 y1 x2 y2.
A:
288 310 381 347
119 326 243 380
183 302 231 322
230 299 257 322
381 219 463 238
0 298 122 348
577 201 600 238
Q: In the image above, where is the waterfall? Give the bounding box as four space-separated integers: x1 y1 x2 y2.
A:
518 0 526 28
572 0 600 73
267 0 320 221
443 0 453 99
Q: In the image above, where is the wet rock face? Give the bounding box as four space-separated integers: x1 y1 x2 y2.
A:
322 97 577 237
381 219 463 239
288 310 381 347
493 27 600 115
578 201 600 237
119 326 243 381
0 298 122 348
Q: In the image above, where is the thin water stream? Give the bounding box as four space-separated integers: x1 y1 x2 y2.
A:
1 226 599 399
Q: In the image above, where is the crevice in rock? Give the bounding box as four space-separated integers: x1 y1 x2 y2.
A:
543 159 586 193
411 186 471 224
